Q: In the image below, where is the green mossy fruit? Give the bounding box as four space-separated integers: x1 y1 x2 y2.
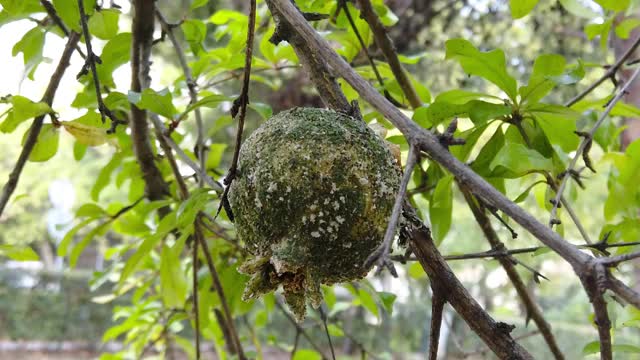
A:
229 107 401 320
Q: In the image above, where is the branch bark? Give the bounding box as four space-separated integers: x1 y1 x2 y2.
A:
405 205 533 359
130 0 170 205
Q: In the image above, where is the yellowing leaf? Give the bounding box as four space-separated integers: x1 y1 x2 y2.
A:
62 121 112 146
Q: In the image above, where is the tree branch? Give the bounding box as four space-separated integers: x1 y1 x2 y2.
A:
461 186 564 360
392 240 640 262
130 0 170 206
77 0 122 133
356 0 423 109
550 65 640 226
266 1 351 112
154 8 208 188
404 205 533 359
0 32 80 217
364 145 417 273
267 0 591 276
565 34 640 107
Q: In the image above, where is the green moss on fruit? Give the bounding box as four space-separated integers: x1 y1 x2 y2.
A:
229 107 401 321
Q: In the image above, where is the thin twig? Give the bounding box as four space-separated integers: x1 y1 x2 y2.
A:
226 0 257 183
202 64 300 89
39 0 86 58
77 0 122 133
599 251 640 267
0 32 80 217
216 0 257 221
319 306 336 360
356 0 423 109
392 241 640 262
290 329 301 359
364 145 417 273
580 262 612 360
275 299 330 359
192 232 201 359
154 8 207 173
550 65 640 226
565 34 640 107
148 114 223 192
461 186 564 359
336 0 404 107
194 220 246 359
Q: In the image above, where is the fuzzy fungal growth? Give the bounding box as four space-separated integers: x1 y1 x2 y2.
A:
229 107 401 321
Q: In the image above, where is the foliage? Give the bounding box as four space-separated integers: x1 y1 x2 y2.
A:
1 0 640 359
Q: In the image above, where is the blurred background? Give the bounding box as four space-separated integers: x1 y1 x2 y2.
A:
1 0 640 359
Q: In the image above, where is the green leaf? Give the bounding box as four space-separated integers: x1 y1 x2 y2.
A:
615 18 640 39
583 341 640 355
181 19 207 54
183 94 230 115
559 0 600 18
11 26 45 79
0 95 52 133
415 100 511 127
70 223 108 267
573 96 640 118
73 141 88 160
519 54 566 105
357 288 379 318
127 88 178 119
160 238 188 308
190 0 208 10
0 245 39 261
445 39 518 101
472 127 505 176
378 292 397 315
248 102 273 119
97 32 132 88
548 60 585 85
327 324 344 337
58 218 96 256
91 152 123 201
23 123 59 162
52 0 96 32
119 230 166 286
292 350 322 360
76 203 108 218
510 0 540 19
206 143 227 169
88 9 119 40
408 262 426 279
585 17 614 49
434 89 501 104
514 181 545 203
526 103 579 152
489 143 553 178
430 175 453 243
594 0 630 11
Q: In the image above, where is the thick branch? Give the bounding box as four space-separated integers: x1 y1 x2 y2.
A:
405 205 533 359
266 1 351 111
130 0 170 203
0 32 80 217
